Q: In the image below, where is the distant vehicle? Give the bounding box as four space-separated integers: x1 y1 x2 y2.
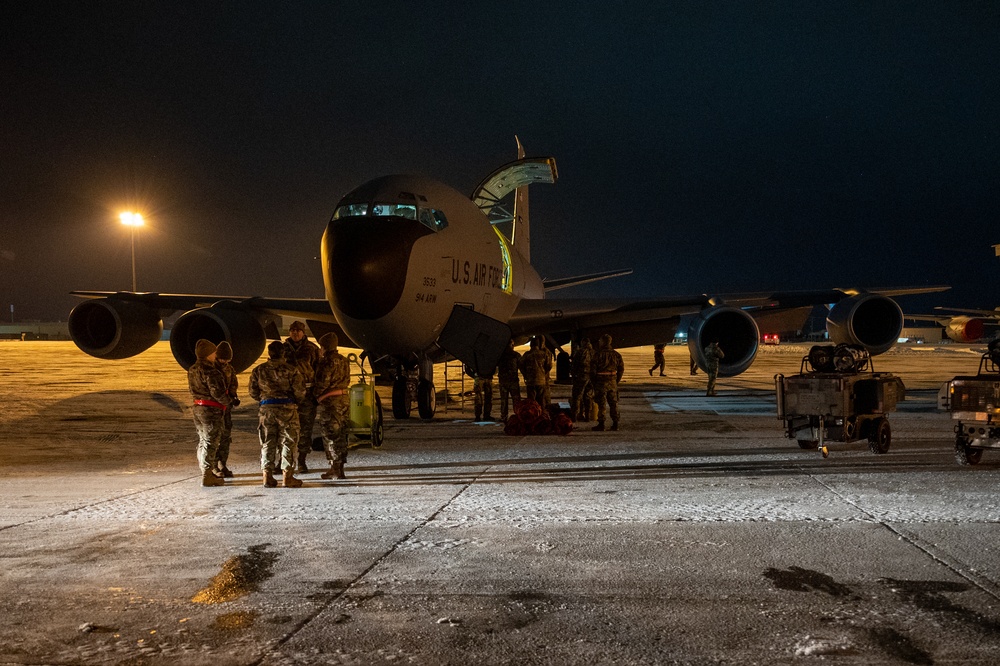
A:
763 334 780 345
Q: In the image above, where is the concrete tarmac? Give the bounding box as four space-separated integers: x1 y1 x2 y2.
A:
1 341 999 665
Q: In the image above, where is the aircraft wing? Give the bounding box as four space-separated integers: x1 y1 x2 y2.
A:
509 286 949 344
933 306 1000 318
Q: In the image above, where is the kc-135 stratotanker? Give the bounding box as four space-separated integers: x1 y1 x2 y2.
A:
69 139 947 420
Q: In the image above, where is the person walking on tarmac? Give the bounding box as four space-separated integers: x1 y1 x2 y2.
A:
570 337 594 421
283 321 320 473
590 334 625 431
519 337 552 407
188 339 232 487
250 341 307 488
214 341 240 478
649 343 666 377
312 332 352 480
496 339 521 422
704 340 725 397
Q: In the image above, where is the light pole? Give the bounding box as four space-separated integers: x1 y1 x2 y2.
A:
119 212 144 291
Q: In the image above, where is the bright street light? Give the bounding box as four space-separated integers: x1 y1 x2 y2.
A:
119 212 144 291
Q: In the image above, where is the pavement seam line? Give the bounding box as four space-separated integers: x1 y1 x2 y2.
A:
807 472 1000 603
0 475 198 533
252 463 494 665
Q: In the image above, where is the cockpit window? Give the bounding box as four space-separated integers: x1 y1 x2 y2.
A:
331 203 368 220
419 208 448 232
372 203 417 219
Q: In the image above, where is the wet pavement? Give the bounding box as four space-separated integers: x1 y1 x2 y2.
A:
1 341 998 664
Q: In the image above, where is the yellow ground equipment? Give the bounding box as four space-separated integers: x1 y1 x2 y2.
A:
346 353 384 448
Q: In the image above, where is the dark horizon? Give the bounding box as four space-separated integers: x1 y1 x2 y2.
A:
2 3 998 322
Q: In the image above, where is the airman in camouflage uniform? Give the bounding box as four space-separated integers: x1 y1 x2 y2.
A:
590 334 624 431
214 341 239 478
466 364 495 421
188 339 232 487
649 343 666 376
250 340 307 488
313 332 352 480
283 321 321 472
519 337 552 407
570 337 594 421
496 339 521 422
704 340 725 397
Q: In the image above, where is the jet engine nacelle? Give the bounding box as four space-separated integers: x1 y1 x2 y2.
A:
170 301 266 372
826 294 902 356
69 298 163 360
687 305 760 377
944 316 985 343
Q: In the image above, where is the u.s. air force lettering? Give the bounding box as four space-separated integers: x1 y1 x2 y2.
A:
451 259 504 288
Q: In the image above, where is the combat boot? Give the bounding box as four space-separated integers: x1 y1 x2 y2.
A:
296 451 309 473
263 469 277 488
591 421 605 432
282 469 303 488
202 470 224 487
610 421 620 431
218 465 234 478
320 461 338 480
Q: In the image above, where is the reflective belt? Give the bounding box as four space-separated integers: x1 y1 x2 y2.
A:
194 399 226 410
260 398 294 406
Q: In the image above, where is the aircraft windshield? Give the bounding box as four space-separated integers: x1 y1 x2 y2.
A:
333 201 447 232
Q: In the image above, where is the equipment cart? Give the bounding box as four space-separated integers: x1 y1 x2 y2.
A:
775 344 905 457
345 353 384 448
943 341 1000 465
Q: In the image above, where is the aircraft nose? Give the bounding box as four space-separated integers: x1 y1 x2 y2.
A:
322 217 433 320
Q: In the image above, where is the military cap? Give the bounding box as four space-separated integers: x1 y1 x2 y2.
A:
195 339 217 360
289 321 306 332
319 332 339 351
216 341 233 361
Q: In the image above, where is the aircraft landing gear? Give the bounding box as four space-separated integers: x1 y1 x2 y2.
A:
417 378 436 420
392 374 412 419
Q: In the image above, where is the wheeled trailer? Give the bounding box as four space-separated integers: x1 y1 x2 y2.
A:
345 353 385 448
775 344 904 457
943 342 1000 465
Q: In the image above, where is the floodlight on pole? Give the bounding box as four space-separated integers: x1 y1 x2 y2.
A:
119 212 144 291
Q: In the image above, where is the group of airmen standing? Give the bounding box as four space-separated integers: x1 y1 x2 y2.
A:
471 333 625 432
187 321 353 488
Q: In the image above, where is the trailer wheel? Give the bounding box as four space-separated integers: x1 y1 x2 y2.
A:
797 440 819 450
954 435 983 466
371 393 385 448
868 418 891 454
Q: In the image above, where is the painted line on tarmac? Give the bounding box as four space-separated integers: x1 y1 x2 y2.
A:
645 390 941 416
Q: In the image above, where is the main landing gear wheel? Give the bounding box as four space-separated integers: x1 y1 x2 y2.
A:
392 377 411 420
954 435 983 466
867 418 891 454
417 379 436 420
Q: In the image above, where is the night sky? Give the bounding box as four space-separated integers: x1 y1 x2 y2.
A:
2 3 998 323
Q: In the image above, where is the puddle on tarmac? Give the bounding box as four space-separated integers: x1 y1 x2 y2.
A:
192 544 278 604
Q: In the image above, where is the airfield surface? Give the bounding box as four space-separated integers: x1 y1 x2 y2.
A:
1 341 999 665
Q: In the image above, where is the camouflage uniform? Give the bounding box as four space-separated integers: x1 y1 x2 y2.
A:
313 345 352 467
283 334 321 468
496 342 522 422
704 342 725 396
249 356 306 474
649 344 666 376
188 359 232 474
590 334 624 431
570 339 594 421
467 365 494 421
519 339 552 407
215 360 239 472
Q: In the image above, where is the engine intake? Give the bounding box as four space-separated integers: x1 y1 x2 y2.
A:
688 305 760 377
826 294 902 356
69 298 163 360
170 302 266 372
